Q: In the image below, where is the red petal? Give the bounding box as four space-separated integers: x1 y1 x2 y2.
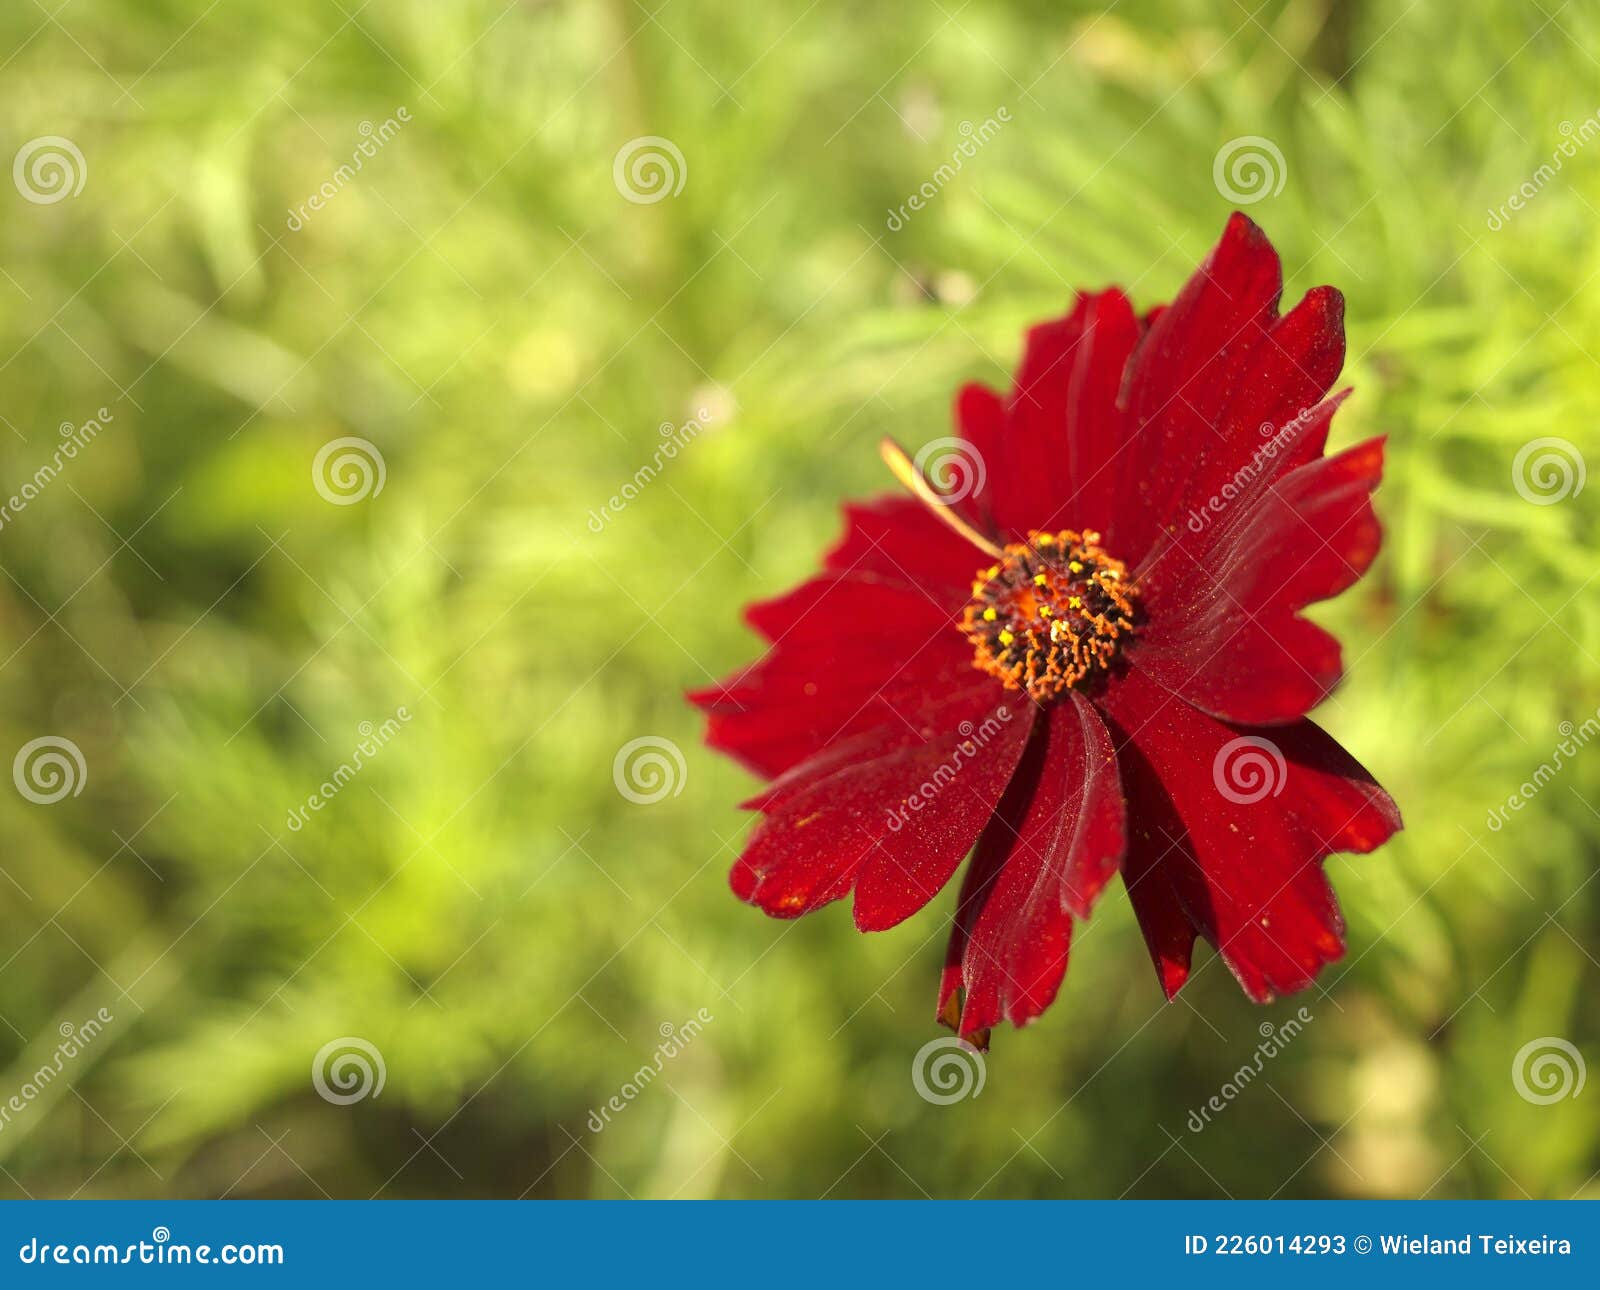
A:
992 314 1081 530
689 572 972 779
1111 213 1287 565
744 569 953 643
938 693 1125 1038
819 494 988 602
1172 285 1345 525
1131 436 1387 725
730 691 1032 928
973 290 1141 541
1057 289 1143 538
1203 284 1344 476
1099 666 1400 1003
1121 837 1197 1001
1144 390 1350 574
953 383 1006 533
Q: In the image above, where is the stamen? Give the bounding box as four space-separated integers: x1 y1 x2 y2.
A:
878 437 1004 559
960 529 1137 702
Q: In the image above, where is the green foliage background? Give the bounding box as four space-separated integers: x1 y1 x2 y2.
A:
1 0 1597 1199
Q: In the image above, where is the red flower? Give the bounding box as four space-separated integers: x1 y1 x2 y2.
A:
689 214 1401 1046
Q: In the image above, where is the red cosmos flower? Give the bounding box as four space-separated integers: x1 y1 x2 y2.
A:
689 214 1401 1046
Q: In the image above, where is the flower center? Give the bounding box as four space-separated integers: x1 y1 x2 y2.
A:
960 530 1137 702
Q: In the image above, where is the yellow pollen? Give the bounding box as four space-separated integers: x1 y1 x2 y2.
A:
998 629 1014 646
1033 573 1048 586
1068 560 1083 573
1068 595 1082 609
1039 605 1052 617
982 607 997 621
